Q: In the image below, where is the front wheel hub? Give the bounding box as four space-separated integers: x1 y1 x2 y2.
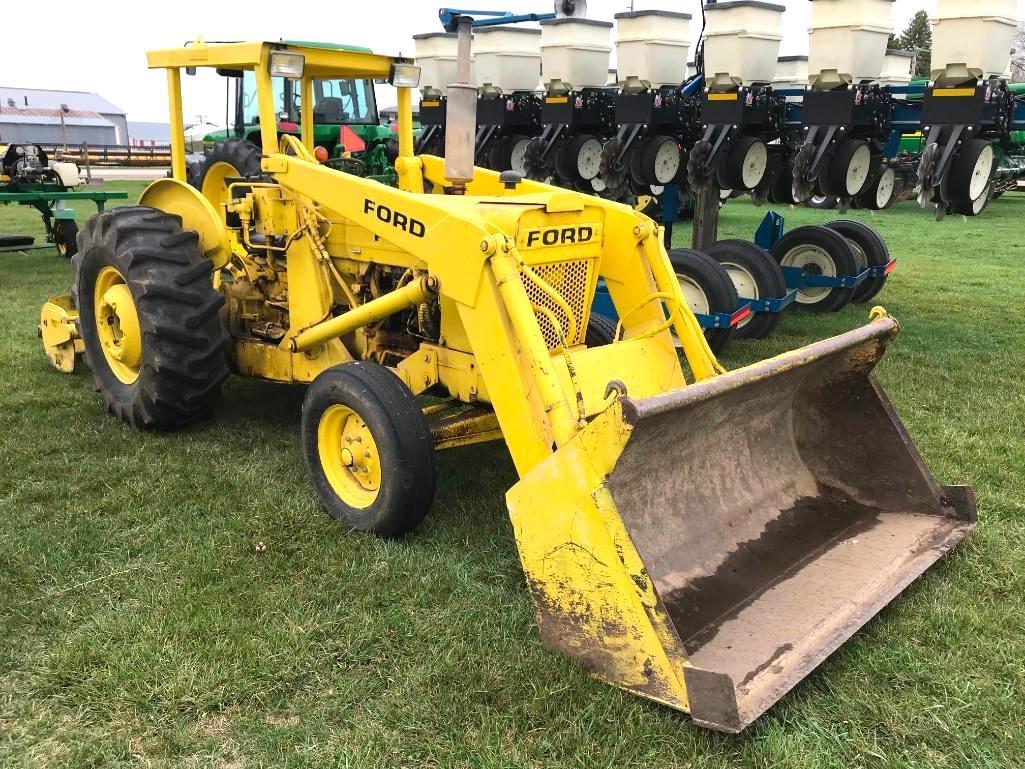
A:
319 405 382 508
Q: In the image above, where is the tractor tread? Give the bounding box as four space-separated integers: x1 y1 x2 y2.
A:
72 206 230 430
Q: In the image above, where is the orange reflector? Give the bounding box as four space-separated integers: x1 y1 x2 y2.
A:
314 145 330 163
731 306 752 326
340 125 366 154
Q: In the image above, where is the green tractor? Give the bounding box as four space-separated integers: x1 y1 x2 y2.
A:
189 41 401 194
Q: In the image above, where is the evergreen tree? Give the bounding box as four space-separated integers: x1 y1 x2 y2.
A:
894 10 932 78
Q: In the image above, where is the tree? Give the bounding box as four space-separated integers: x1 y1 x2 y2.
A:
892 10 933 78
1012 22 1025 82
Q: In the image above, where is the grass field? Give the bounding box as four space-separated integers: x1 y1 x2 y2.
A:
1 182 1024 768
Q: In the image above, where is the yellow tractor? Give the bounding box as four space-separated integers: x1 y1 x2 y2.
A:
39 31 975 732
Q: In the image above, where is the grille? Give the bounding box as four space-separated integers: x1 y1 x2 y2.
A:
521 259 592 349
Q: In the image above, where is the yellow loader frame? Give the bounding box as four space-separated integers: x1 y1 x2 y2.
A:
40 39 974 733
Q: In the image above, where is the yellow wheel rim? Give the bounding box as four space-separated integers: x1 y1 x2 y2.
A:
200 160 238 214
93 266 142 384
318 404 382 509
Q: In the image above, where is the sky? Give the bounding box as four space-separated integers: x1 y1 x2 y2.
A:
2 0 1023 125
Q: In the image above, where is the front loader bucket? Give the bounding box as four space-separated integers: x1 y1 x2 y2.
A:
507 317 974 732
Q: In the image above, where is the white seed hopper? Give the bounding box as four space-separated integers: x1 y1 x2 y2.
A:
413 32 470 93
931 0 1019 84
702 1 785 90
540 18 614 91
473 26 543 93
878 49 915 87
807 0 894 88
614 10 692 88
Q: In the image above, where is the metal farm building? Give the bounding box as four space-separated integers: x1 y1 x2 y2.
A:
0 87 129 146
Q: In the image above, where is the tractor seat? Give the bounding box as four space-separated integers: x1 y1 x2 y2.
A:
314 98 349 124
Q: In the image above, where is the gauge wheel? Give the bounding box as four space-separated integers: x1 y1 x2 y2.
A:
824 139 873 198
771 225 858 313
52 218 79 258
949 139 996 216
302 361 437 538
667 248 739 355
768 164 797 205
717 136 768 191
568 133 605 181
855 166 897 210
704 239 787 340
807 194 839 210
824 219 891 304
488 134 528 173
635 135 682 186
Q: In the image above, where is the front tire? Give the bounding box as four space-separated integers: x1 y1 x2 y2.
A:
72 206 230 428
302 362 437 538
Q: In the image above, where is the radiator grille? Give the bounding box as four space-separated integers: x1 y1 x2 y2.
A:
521 259 592 349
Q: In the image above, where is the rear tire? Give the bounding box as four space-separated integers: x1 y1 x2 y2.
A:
72 206 230 428
197 138 263 210
302 362 437 538
704 240 787 340
668 248 739 355
771 225 857 313
824 220 890 304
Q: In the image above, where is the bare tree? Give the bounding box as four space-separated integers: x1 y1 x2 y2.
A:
1012 21 1025 82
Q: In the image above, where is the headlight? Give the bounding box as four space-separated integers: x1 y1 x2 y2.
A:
389 63 421 89
269 52 304 79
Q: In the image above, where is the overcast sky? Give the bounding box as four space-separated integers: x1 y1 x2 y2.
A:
2 0 1023 124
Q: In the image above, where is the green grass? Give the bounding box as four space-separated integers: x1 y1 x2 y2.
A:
1 183 1024 768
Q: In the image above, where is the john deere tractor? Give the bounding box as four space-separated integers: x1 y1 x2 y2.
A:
187 41 400 192
39 32 974 733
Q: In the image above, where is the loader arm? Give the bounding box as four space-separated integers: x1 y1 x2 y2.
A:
270 153 722 476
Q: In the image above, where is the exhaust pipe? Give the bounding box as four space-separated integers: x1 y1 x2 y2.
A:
444 15 477 193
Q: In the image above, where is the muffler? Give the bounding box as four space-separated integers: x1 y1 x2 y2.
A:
506 316 974 731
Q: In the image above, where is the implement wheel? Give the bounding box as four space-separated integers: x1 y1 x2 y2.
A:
668 248 739 355
53 219 79 258
771 225 857 313
72 206 230 428
825 220 890 304
704 240 787 340
302 362 437 538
